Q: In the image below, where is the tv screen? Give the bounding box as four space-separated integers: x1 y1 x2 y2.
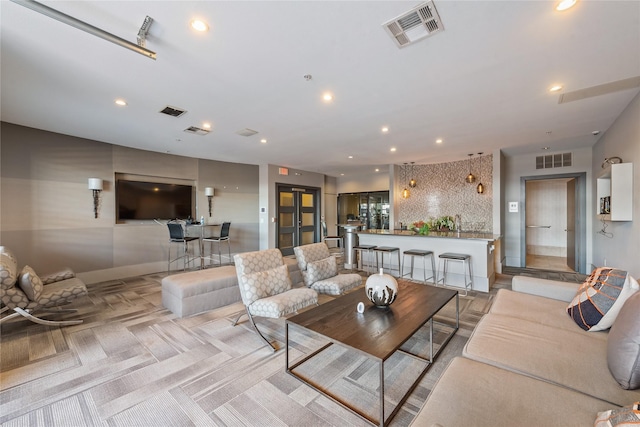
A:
116 179 193 221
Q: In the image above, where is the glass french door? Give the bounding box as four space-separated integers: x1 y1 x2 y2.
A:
277 185 320 256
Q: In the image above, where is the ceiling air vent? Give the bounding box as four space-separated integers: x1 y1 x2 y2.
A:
235 128 258 137
383 1 444 48
184 126 210 136
536 153 572 169
159 105 187 117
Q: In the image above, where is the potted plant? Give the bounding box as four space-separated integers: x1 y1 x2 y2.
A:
430 215 455 231
411 220 430 235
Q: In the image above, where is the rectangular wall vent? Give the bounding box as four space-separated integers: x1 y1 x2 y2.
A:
383 1 444 48
184 126 210 136
159 105 187 117
536 152 572 169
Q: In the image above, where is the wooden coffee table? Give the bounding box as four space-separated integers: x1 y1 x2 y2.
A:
285 281 458 427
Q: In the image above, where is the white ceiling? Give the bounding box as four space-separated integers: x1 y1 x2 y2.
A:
2 1 639 177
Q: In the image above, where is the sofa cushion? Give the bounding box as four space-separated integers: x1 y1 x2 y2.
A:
17 265 44 301
463 313 640 406
567 268 638 331
607 291 640 390
240 264 292 306
595 402 640 427
490 289 606 339
306 256 337 284
416 357 615 427
0 249 19 290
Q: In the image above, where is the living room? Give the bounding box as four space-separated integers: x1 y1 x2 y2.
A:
1 0 640 425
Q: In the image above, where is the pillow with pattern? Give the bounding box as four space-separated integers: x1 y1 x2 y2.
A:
18 265 44 301
307 256 337 284
240 264 292 305
595 402 640 427
567 267 639 331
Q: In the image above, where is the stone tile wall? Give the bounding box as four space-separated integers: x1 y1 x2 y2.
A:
397 154 493 232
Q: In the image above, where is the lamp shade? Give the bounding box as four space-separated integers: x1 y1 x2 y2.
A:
205 187 214 197
88 178 103 190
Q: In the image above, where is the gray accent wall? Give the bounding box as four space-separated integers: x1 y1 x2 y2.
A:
591 92 640 278
0 123 259 283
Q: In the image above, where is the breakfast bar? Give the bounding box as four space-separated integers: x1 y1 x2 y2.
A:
357 230 501 292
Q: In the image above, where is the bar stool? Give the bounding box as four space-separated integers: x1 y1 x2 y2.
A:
401 249 436 284
373 246 401 277
353 244 377 274
437 252 473 296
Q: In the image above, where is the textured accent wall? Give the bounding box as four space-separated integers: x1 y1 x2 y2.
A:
397 155 493 232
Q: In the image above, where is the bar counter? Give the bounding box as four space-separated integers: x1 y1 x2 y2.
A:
357 229 501 292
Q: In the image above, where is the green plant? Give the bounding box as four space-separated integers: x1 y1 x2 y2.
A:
412 220 430 235
430 215 455 230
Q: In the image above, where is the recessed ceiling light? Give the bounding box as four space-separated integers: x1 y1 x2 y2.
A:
348 155 353 159
390 147 397 152
549 85 563 92
556 0 577 11
340 173 345 176
381 126 389 133
203 123 211 129
542 146 550 150
375 168 380 172
190 19 209 32
260 139 267 143
436 138 443 144
115 99 127 106
323 93 333 102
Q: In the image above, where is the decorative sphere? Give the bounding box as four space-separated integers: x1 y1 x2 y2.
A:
365 269 398 307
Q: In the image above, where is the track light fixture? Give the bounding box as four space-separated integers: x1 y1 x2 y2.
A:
11 0 157 60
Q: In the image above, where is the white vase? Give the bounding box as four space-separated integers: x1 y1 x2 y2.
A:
365 268 398 307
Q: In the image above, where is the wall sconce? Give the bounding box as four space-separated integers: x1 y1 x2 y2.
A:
88 178 103 218
205 187 215 217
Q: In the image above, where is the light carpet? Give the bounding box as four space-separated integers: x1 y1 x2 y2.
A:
0 271 511 426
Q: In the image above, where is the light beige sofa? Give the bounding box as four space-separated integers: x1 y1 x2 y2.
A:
414 275 640 426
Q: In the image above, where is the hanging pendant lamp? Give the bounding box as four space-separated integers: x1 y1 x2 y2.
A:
476 152 485 194
401 163 410 198
408 162 417 188
465 154 476 183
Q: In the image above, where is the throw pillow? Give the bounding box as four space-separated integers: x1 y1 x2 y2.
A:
306 256 338 284
566 267 639 331
595 402 640 426
240 264 292 305
0 249 19 290
17 265 44 301
607 291 640 390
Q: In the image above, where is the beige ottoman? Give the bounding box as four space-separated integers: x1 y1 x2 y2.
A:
161 266 241 317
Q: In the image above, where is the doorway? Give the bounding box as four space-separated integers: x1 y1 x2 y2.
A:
276 184 320 256
521 172 586 274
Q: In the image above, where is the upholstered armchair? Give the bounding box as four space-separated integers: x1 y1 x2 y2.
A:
233 248 318 351
0 247 88 327
294 242 362 296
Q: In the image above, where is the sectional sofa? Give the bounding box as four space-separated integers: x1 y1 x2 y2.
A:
414 273 640 426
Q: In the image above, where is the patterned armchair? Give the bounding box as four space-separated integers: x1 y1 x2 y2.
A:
0 247 88 327
233 248 318 351
294 242 362 296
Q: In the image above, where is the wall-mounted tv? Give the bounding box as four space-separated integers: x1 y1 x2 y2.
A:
116 174 194 222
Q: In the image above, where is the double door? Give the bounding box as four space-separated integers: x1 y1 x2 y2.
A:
277 185 320 256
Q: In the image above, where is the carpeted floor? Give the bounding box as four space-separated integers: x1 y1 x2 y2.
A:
0 270 512 426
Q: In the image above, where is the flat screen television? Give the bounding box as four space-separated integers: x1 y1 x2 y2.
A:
116 178 194 221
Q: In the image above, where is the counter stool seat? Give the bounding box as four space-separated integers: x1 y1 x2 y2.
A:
402 249 436 284
353 245 377 274
373 246 401 277
437 252 473 296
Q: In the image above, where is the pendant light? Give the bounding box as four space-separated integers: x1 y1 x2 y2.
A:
408 162 417 188
476 152 485 194
401 163 410 198
465 154 476 183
